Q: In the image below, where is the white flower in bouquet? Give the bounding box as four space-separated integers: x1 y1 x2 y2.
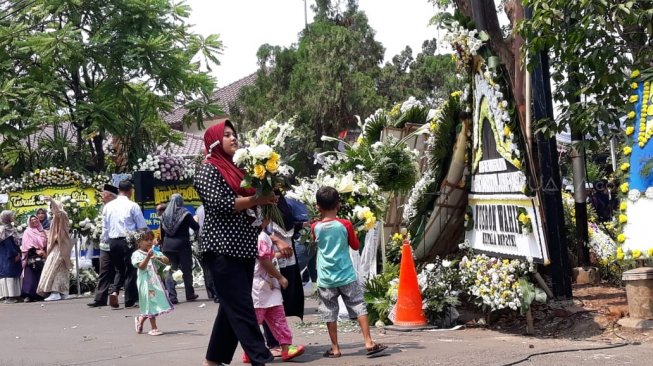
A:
425 263 436 272
336 173 356 193
442 260 452 268
251 144 273 160
277 164 294 177
172 270 184 284
233 148 249 165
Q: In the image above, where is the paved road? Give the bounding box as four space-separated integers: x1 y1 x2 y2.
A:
1 291 650 366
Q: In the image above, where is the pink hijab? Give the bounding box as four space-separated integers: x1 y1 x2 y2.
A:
21 215 47 252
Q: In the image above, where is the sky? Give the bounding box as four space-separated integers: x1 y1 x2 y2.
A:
185 1 443 87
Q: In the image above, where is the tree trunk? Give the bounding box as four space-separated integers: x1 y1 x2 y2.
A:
92 132 106 172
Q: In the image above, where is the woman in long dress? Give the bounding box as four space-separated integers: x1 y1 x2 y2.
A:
21 215 48 302
0 210 22 304
37 196 74 301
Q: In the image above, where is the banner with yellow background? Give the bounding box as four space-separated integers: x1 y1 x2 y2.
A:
7 186 99 217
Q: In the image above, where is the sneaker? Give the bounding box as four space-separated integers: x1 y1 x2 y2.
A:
60 293 70 300
44 292 61 302
4 298 18 304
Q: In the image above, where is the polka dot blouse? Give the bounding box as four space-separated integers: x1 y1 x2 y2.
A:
193 164 259 258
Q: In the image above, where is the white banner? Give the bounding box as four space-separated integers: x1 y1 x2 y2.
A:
465 194 549 263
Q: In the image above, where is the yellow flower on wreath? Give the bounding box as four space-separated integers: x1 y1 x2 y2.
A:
253 164 266 180
265 158 279 173
617 234 626 243
631 82 639 89
620 202 628 211
626 126 635 136
518 213 530 225
620 163 630 171
618 214 628 224
627 111 636 119
503 125 511 137
620 182 629 193
648 248 653 258
512 159 522 169
633 249 642 259
392 233 403 241
624 146 632 155
648 105 653 116
629 95 639 103
631 70 640 78
451 90 462 97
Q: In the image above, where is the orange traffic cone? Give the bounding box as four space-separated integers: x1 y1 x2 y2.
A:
392 240 427 328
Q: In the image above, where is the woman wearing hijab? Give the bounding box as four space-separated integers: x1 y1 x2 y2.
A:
36 208 51 230
194 119 277 366
161 193 200 304
0 210 22 304
21 215 48 302
37 196 74 301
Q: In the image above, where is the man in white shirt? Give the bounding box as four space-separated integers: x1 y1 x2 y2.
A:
103 180 148 309
87 184 119 307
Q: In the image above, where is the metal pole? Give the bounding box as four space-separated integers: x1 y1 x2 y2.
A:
75 232 81 297
303 0 308 31
610 137 618 172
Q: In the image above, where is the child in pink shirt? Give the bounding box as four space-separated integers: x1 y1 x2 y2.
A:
244 221 304 363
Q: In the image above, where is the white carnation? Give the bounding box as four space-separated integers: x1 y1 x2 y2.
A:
233 148 249 165
250 144 273 160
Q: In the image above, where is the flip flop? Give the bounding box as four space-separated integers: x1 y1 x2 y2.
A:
148 329 163 336
270 347 283 357
365 343 388 356
323 349 342 358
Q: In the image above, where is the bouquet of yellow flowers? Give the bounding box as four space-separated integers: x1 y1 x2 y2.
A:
233 143 287 225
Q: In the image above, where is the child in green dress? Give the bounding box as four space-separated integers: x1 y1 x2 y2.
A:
130 229 173 336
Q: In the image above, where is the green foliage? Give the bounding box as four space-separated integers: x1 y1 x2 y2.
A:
378 40 464 105
232 1 386 173
408 96 461 240
0 0 222 175
518 0 653 142
363 263 399 324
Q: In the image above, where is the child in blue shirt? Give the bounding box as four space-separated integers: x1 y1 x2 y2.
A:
311 186 387 358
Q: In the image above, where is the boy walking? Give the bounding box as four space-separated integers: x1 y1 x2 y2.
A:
311 186 387 358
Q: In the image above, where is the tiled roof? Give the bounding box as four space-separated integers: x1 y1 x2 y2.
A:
162 72 258 125
25 123 203 158
168 132 204 156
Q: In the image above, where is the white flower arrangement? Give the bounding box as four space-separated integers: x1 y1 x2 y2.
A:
134 152 196 181
588 223 617 260
459 254 535 312
400 96 424 114
443 21 484 61
0 168 107 193
246 117 297 150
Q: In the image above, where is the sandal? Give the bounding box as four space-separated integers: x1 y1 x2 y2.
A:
270 347 283 357
282 345 305 361
134 316 143 334
323 349 342 358
147 329 163 336
365 343 388 356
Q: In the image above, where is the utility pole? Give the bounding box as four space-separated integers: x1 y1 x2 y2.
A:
527 6 573 300
303 0 308 31
567 15 590 268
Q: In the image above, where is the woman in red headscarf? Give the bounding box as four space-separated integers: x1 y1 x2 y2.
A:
194 119 277 366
